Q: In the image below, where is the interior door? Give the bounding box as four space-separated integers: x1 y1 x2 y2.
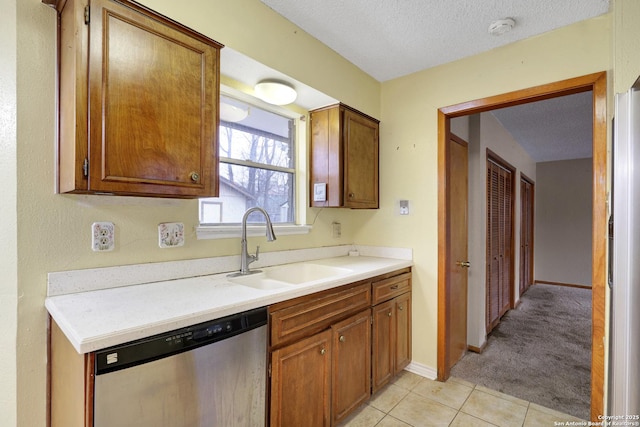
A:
486 158 513 333
447 134 469 368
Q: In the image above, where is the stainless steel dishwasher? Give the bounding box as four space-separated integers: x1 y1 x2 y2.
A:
93 307 267 427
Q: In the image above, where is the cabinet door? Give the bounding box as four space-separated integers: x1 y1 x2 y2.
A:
87 0 219 197
331 310 371 425
270 330 332 427
372 300 394 393
394 293 412 374
343 108 379 208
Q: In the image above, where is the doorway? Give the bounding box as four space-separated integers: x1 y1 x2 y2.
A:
437 72 607 420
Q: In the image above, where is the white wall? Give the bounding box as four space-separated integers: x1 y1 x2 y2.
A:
535 158 593 286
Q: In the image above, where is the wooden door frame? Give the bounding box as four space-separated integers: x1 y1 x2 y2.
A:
437 72 607 421
519 172 535 296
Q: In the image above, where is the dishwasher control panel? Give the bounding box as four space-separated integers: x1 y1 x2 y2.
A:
94 307 267 375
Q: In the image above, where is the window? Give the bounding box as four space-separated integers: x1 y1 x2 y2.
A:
199 93 297 226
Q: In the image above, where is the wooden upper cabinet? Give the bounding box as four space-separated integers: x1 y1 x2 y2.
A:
310 103 379 209
52 0 223 197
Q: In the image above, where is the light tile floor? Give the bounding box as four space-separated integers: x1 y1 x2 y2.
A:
337 371 586 427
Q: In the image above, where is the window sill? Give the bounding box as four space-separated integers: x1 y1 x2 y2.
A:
196 224 312 240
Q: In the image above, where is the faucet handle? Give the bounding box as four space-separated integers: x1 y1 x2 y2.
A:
254 245 260 261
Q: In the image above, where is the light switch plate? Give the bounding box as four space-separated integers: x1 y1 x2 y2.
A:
92 222 115 252
158 222 184 248
399 200 410 215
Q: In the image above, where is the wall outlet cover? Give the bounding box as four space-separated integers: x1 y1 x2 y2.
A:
159 222 184 248
332 221 342 238
92 222 115 252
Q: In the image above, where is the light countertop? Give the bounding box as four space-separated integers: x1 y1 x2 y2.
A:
46 249 412 354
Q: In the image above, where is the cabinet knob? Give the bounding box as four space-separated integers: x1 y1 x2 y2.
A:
190 172 200 182
320 348 326 355
339 335 345 342
348 193 355 198
388 311 392 317
398 304 404 311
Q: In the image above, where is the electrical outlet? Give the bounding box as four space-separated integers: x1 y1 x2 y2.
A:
158 222 184 248
92 222 115 252
332 221 341 238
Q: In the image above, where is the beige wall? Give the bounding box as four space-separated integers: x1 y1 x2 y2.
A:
3 1 616 425
614 0 640 93
535 159 593 287
372 15 610 369
1 0 17 424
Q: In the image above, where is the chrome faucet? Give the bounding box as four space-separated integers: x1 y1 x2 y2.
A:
230 207 276 276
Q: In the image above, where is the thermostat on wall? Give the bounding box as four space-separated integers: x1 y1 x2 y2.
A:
314 182 327 202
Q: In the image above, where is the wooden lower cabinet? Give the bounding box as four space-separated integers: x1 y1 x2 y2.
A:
269 310 372 427
331 310 371 425
394 292 412 374
371 273 412 393
269 268 412 426
270 330 333 427
372 300 394 393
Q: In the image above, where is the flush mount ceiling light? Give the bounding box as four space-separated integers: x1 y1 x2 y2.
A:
220 102 249 122
254 80 297 105
488 18 516 36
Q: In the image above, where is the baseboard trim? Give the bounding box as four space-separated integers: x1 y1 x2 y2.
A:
404 361 437 380
468 341 487 354
534 280 592 290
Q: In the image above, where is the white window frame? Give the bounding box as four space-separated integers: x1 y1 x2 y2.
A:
197 85 311 240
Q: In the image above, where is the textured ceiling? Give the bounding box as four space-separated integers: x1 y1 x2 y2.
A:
491 92 593 162
223 1 608 162
261 0 610 82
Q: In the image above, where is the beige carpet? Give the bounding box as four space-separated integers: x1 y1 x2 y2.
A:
450 283 591 419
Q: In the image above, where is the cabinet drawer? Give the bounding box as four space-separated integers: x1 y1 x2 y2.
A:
372 272 411 305
270 282 371 348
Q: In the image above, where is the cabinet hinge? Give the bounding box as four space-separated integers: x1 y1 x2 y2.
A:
83 158 89 177
84 5 90 25
268 363 272 378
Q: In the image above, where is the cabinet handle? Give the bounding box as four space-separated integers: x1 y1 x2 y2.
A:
190 172 200 182
388 311 392 317
339 335 345 343
320 348 326 355
390 284 399 290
